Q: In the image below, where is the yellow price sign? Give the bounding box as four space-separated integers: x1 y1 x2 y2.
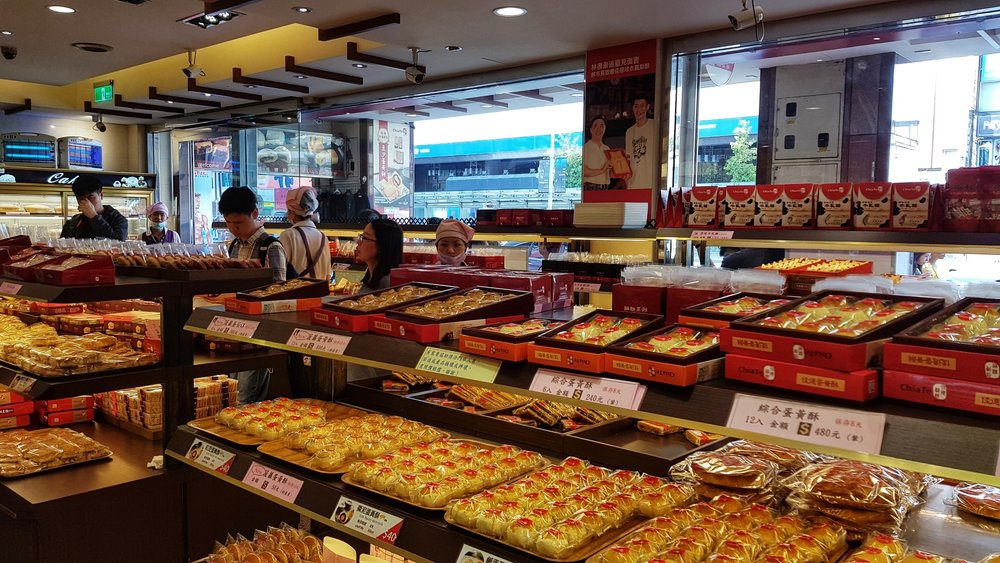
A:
416 347 501 383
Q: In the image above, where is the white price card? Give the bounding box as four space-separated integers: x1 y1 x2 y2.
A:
530 368 645 409
241 462 304 503
184 439 235 474
285 328 351 356
207 315 260 339
456 544 516 563
690 230 735 240
573 282 603 293
9 374 36 394
332 495 404 545
726 393 886 455
0 281 22 295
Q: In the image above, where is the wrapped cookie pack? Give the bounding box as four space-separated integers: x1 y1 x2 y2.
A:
953 482 1000 522
207 523 322 563
670 450 785 506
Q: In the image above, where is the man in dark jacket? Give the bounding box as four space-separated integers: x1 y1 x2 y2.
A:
59 175 129 241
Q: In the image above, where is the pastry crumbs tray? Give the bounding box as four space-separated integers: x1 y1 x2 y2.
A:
256 428 449 475
444 512 646 563
0 451 113 479
339 439 540 509
187 401 366 446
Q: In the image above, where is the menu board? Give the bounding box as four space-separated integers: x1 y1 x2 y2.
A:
255 128 338 179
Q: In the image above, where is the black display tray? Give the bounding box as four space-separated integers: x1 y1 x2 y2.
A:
606 324 724 365
321 282 458 315
532 309 665 353
461 317 571 344
892 297 1000 355
116 264 274 283
235 278 330 302
385 286 534 325
678 292 790 323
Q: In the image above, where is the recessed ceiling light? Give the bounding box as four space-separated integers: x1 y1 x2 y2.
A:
1 31 12 36
445 45 463 52
50 125 56 129
570 93 583 97
492 6 527 17
244 84 257 89
166 100 174 104
294 74 308 79
481 104 493 108
286 116 294 120
47 5 76 14
873 37 881 41
292 6 311 13
203 93 212 97
352 63 367 69
72 42 114 53
406 113 418 117
816 58 823 62
745 74 758 78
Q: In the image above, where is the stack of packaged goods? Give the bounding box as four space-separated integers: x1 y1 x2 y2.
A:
202 522 323 563
193 375 239 419
35 396 95 426
843 533 1000 563
670 450 785 506
102 310 161 356
0 383 32 430
95 376 236 435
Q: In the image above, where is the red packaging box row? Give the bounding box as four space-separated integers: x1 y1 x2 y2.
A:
39 407 95 426
724 353 880 402
883 370 1000 416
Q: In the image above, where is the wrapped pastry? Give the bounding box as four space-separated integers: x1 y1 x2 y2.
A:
784 460 922 510
954 482 1000 521
684 429 726 446
715 538 761 562
898 552 947 563
688 452 780 489
763 542 825 563
846 547 895 563
721 440 821 473
504 517 542 549
637 420 684 435
667 537 711 562
535 518 592 558
860 533 907 558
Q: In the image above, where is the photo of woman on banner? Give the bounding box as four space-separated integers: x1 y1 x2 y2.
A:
582 115 614 190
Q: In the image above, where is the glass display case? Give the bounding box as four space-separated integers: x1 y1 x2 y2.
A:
0 188 66 240
89 189 153 240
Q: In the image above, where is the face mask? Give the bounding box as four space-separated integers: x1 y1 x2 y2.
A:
150 221 166 231
438 251 466 266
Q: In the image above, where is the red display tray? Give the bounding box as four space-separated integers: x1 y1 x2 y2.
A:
234 277 330 302
883 370 1000 416
224 296 324 315
33 254 116 286
677 292 790 330
316 282 459 332
370 314 526 344
459 318 570 362
385 286 534 324
725 353 880 402
528 309 664 374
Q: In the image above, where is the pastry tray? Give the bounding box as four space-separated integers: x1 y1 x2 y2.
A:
730 290 945 343
892 297 1000 354
678 292 790 325
0 450 114 479
187 401 366 446
532 309 666 353
461 317 571 344
321 282 459 315
606 324 724 366
235 277 330 302
340 439 541 510
385 286 535 324
257 427 449 475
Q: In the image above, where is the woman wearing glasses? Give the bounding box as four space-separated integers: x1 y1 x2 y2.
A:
355 218 404 294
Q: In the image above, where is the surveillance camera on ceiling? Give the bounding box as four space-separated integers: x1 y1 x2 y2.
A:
405 65 425 84
92 115 107 133
729 4 764 31
182 49 205 78
1 46 16 61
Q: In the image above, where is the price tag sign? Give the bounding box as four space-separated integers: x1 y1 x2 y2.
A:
727 393 886 455
285 328 351 356
573 282 603 293
332 495 404 545
0 281 23 295
207 315 260 339
416 347 501 383
456 544 516 563
530 368 645 409
9 374 36 394
184 439 235 474
690 230 735 240
241 462 304 503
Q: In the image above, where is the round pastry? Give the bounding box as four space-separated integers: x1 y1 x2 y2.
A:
847 547 894 563
710 494 748 514
627 525 673 548
647 516 686 539
690 453 779 489
448 498 481 527
897 552 947 563
682 526 718 551
640 491 676 517
656 547 700 563
715 539 760 561
955 482 1000 521
597 545 637 563
623 538 659 558
666 507 701 528
766 543 821 563
415 481 451 507
860 534 907 558
804 522 845 551
753 523 785 549
772 515 808 538
575 509 609 536
788 534 826 559
546 500 574 522
720 510 756 532
505 517 541 549
608 469 640 486
311 447 348 471
260 421 284 441
669 537 711 562
474 508 512 537
215 406 239 426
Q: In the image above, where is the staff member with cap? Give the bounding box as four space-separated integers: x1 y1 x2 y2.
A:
434 219 475 266
141 202 180 245
279 186 332 281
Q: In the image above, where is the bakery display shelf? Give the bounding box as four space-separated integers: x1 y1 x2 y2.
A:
0 362 166 400
0 274 179 303
659 228 1000 253
166 424 540 563
191 348 288 378
0 421 163 516
183 306 1000 485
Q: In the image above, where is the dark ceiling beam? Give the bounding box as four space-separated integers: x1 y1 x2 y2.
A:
149 86 222 108
565 82 586 91
3 99 31 115
511 89 554 103
385 106 430 118
187 78 264 101
233 67 310 94
203 0 259 16
84 101 152 119
347 41 425 73
465 96 508 108
114 95 185 114
318 12 400 41
423 101 467 113
284 56 363 85
161 96 298 120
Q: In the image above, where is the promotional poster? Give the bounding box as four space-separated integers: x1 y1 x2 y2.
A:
372 120 414 217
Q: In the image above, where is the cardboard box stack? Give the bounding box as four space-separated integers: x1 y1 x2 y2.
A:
36 396 95 426
0 383 32 430
95 375 238 435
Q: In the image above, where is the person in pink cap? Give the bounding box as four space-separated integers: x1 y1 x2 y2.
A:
435 219 475 266
141 201 180 244
279 186 332 281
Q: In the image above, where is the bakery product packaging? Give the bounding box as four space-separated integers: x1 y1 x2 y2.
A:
754 184 784 228
853 182 892 230
953 482 1000 521
891 182 932 230
722 185 757 228
686 186 722 227
816 183 853 229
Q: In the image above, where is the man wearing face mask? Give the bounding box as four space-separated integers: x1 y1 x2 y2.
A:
434 219 475 266
141 202 180 244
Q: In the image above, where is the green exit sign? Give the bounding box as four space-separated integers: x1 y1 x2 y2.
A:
94 81 113 104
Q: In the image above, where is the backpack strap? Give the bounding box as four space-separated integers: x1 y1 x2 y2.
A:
255 234 279 265
293 226 323 279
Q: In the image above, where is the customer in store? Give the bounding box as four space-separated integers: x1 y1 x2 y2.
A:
141 202 180 245
279 187 332 281
219 186 288 282
435 219 475 266
922 252 947 279
582 115 613 190
912 252 931 276
355 218 403 293
60 174 129 241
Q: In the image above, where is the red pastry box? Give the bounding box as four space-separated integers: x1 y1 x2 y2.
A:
612 284 665 316
722 291 944 372
0 383 26 406
666 287 725 324
460 318 569 362
3 252 60 281
883 370 1000 416
226 277 329 315
373 286 534 343
883 298 1000 384
311 282 457 332
489 272 552 308
678 292 792 329
605 324 724 387
725 353 880 402
30 302 84 315
103 311 160 334
0 399 35 430
33 254 116 286
527 309 664 374
35 396 95 414
39 407 94 426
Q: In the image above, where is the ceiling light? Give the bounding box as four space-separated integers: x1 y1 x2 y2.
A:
166 100 174 104
293 74 308 79
406 113 418 117
292 6 311 13
570 93 583 97
492 6 527 17
203 93 212 97
244 84 257 89
72 42 114 53
47 5 76 13
183 10 242 29
445 45 463 52
481 104 493 108
352 63 367 68
1 31 11 36
873 37 881 41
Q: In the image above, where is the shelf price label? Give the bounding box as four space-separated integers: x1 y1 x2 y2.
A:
332 495 404 545
9 374 36 394
184 439 235 474
530 368 645 409
0 282 22 295
726 393 886 455
241 462 304 503
207 315 260 339
285 328 351 356
573 282 603 293
456 544 516 563
690 230 735 240
416 347 501 383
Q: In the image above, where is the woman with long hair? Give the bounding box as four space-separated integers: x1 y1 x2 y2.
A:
356 218 403 293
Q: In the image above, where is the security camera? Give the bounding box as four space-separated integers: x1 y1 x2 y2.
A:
1 46 16 61
93 115 107 133
729 4 764 31
183 64 205 78
405 65 425 84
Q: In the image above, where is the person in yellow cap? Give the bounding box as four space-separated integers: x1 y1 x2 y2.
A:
279 186 332 281
435 219 475 266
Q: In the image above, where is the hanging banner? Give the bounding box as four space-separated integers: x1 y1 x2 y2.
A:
372 120 413 218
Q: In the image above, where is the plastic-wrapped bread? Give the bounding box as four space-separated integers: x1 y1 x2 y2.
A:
954 482 1000 521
